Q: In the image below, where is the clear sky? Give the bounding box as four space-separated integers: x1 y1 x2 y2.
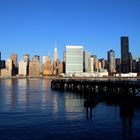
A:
0 0 140 61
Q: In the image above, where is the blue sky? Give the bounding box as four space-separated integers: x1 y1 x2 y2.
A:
0 0 140 61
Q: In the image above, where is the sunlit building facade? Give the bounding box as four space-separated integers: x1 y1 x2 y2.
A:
83 51 91 73
19 61 27 76
65 46 83 74
108 50 116 74
29 61 40 77
42 56 53 76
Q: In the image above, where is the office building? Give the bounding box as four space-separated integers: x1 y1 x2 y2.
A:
137 59 140 76
29 61 40 77
42 57 53 76
42 56 50 64
0 60 5 69
18 61 27 76
23 54 30 63
90 55 97 72
23 54 30 75
65 46 83 74
121 36 132 73
99 59 107 69
57 61 64 75
53 48 59 75
108 50 116 74
95 60 102 72
116 58 121 73
1 59 12 77
63 51 66 62
54 47 58 62
83 51 91 73
10 53 18 75
10 53 18 67
129 52 133 72
33 55 40 63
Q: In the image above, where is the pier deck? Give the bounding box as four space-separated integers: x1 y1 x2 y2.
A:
51 78 140 96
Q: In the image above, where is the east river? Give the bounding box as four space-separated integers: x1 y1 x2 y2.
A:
0 78 140 140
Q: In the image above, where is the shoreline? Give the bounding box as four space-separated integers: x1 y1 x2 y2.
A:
0 76 54 80
0 76 140 80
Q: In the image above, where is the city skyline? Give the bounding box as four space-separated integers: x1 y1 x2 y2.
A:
0 0 140 60
0 36 139 62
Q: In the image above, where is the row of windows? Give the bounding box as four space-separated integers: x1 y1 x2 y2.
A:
66 64 83 73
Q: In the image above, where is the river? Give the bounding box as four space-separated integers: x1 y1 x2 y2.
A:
0 78 140 140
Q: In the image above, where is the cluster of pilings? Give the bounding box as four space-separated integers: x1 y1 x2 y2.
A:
51 78 140 96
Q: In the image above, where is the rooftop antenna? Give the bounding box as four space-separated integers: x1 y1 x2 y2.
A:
55 40 57 49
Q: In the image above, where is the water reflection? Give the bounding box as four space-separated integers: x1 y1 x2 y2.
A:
0 79 140 140
84 99 94 119
84 94 135 139
120 97 134 139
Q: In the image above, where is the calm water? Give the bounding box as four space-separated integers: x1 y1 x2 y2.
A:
0 78 140 140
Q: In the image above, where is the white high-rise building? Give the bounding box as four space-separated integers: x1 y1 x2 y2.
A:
108 50 116 73
65 46 83 74
19 61 27 76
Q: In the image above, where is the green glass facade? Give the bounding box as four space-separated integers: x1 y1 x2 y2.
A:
66 46 83 74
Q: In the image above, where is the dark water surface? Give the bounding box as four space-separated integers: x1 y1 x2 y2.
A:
0 78 140 140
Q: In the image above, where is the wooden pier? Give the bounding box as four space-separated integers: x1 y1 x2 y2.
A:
51 78 140 111
51 78 140 96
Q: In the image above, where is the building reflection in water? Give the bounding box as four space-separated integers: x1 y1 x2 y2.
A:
17 79 28 111
53 95 59 113
65 94 84 120
0 79 29 112
84 98 94 119
42 79 52 111
0 79 15 111
120 97 134 139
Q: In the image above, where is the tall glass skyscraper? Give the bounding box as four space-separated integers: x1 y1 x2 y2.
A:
66 46 83 74
121 36 131 73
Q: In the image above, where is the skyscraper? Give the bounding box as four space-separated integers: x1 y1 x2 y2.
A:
90 55 96 73
108 50 116 74
33 55 40 62
65 46 83 74
0 52 1 76
54 47 58 62
10 53 18 75
121 36 131 73
1 59 12 77
23 54 30 75
19 61 27 76
116 58 121 73
29 61 40 77
53 47 59 75
10 53 18 68
42 56 50 64
23 54 30 63
83 51 91 73
42 56 54 76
